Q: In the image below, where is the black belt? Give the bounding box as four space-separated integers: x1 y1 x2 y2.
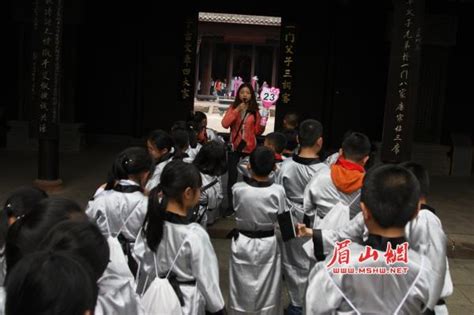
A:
176 279 196 285
240 229 275 238
160 273 197 307
226 228 275 240
422 300 446 315
159 274 196 286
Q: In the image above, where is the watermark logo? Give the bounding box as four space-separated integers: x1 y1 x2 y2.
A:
327 240 409 275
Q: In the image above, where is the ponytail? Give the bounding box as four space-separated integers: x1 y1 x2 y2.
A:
105 153 129 190
171 129 190 160
172 120 198 151
105 147 152 190
143 185 167 252
142 160 202 251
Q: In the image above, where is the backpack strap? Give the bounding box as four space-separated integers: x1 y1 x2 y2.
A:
325 266 361 315
348 192 361 207
394 255 425 314
165 226 197 279
335 189 361 208
201 178 219 192
232 111 249 146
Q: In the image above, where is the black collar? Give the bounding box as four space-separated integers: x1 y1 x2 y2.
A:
164 211 190 225
292 154 321 165
173 153 190 160
113 184 143 193
156 152 174 165
421 204 436 215
243 176 273 187
364 234 407 252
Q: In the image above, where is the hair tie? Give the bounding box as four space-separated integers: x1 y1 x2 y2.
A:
122 158 133 169
5 203 14 216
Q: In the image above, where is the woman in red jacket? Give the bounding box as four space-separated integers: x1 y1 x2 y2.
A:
221 83 267 213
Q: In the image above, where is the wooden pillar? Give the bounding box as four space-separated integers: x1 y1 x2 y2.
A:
32 0 65 191
201 40 213 96
194 37 201 96
275 22 297 131
17 24 26 120
61 25 78 123
176 15 198 113
381 0 425 163
250 44 256 79
271 46 278 87
226 44 234 94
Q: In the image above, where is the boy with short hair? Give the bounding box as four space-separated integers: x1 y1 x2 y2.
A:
303 165 440 313
237 131 287 180
304 132 371 224
276 119 328 314
230 146 286 314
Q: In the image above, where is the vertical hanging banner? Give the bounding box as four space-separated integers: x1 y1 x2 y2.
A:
278 23 297 109
381 0 424 163
177 13 198 112
32 0 63 140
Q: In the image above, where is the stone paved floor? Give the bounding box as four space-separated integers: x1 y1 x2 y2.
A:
1 144 473 314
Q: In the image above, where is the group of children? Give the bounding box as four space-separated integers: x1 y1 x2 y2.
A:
0 109 452 315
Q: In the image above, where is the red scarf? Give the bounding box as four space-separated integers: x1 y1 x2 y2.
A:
330 156 365 194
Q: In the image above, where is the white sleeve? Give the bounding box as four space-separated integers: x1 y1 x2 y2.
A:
303 176 318 218
274 163 285 185
313 212 365 259
190 228 225 312
237 157 251 178
202 181 223 210
85 198 110 237
305 262 343 314
132 230 155 276
408 211 449 303
124 197 148 240
146 165 163 191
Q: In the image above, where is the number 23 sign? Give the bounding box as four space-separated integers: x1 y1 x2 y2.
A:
260 87 280 109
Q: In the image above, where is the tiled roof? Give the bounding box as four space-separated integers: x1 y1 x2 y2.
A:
199 12 281 26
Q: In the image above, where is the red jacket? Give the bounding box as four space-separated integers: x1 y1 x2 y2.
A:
221 106 266 154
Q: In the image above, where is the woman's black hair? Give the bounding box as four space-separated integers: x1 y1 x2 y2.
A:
5 197 86 273
1 186 48 248
105 147 153 190
5 251 97 315
147 130 173 152
193 141 227 176
143 160 202 252
39 220 109 281
232 82 259 113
